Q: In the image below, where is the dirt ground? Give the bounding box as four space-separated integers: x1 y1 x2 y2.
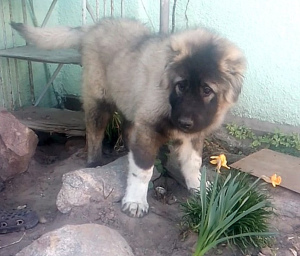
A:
0 130 300 256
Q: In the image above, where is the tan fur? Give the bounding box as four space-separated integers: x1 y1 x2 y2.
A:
12 18 246 217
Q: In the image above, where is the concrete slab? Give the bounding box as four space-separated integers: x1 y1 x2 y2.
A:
231 149 300 194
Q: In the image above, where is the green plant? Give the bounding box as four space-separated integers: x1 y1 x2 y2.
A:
226 124 300 155
226 124 255 140
181 168 275 256
154 158 168 175
105 111 123 149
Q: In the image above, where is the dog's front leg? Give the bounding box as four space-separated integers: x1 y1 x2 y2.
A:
121 125 164 218
121 151 153 217
177 136 204 191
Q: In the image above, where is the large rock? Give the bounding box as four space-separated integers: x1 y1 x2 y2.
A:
56 156 128 213
0 109 38 181
16 224 134 256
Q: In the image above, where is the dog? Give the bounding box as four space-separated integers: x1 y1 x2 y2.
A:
12 18 246 218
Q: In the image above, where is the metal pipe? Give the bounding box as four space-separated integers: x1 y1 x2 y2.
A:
110 0 114 17
86 1 96 23
82 0 87 24
160 0 169 34
28 61 35 105
121 0 124 17
41 0 58 27
96 0 99 21
34 63 63 107
22 0 35 105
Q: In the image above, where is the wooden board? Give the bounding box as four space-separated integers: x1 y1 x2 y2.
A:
0 45 81 64
12 107 85 136
231 149 300 194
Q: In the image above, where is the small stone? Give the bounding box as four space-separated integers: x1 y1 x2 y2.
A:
17 205 27 210
56 156 128 213
155 186 166 195
167 195 177 205
216 249 223 255
260 246 273 255
16 224 134 256
39 216 47 224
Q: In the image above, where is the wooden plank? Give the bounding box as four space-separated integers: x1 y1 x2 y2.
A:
11 106 85 136
0 45 81 64
231 149 300 194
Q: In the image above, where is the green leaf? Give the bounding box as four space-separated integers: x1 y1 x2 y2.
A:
182 170 275 256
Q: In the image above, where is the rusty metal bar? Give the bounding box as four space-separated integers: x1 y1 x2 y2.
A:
29 0 61 106
86 1 96 23
96 0 99 21
160 0 169 34
14 59 21 107
140 0 154 30
0 73 4 108
21 0 27 24
34 63 63 106
28 0 38 27
27 61 35 105
0 0 6 107
184 0 190 28
22 0 35 104
41 0 58 27
121 0 124 17
110 0 114 17
8 0 15 109
9 1 21 107
6 58 13 109
171 0 177 33
82 0 87 24
103 0 106 17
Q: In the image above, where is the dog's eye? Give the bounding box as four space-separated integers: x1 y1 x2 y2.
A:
176 81 187 94
202 85 213 96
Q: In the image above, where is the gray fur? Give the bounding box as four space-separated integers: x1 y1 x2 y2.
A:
11 18 246 217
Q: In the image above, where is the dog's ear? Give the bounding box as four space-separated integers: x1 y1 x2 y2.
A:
170 29 209 62
218 43 247 103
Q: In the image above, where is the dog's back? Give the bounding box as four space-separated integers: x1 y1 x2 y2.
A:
81 19 151 66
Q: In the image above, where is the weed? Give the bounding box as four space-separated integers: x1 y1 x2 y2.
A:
226 123 255 140
226 124 300 155
105 112 123 150
154 158 168 176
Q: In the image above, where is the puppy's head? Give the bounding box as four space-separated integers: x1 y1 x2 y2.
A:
167 29 246 134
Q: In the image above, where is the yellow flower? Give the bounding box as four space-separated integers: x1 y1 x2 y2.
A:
210 154 230 172
270 174 282 187
261 173 282 187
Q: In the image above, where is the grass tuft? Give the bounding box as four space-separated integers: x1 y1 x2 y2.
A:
181 167 276 256
105 112 123 150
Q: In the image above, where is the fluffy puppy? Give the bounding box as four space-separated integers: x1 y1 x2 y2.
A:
11 18 246 217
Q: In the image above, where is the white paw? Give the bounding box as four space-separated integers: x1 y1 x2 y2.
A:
186 178 201 191
121 199 149 218
189 180 212 195
121 152 152 218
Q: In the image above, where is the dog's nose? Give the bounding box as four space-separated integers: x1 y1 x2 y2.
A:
178 117 194 130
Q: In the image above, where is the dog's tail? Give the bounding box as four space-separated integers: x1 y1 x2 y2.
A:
11 22 87 50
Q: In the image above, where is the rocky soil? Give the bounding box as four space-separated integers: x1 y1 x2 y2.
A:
0 127 299 256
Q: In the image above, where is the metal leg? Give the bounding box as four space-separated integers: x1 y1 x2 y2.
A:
41 0 58 27
34 63 63 107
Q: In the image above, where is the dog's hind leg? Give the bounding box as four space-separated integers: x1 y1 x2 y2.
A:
121 119 133 151
81 48 115 167
121 124 166 217
84 99 114 167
